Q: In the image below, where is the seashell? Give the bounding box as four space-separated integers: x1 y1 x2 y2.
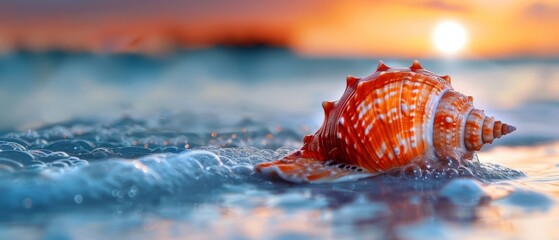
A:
256 60 516 183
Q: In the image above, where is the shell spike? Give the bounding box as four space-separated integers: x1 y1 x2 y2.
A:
376 60 390 71
346 75 359 88
303 134 314 144
441 75 451 83
410 60 423 71
322 101 335 117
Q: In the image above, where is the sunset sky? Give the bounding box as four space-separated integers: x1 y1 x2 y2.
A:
0 0 558 58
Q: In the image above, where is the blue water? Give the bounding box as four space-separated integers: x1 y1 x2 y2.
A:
1 49 559 239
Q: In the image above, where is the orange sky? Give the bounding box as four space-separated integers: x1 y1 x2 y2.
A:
0 0 557 58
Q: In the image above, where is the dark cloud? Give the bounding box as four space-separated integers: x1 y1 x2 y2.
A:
0 0 327 20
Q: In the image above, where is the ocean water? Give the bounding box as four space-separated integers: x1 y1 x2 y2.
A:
0 48 559 239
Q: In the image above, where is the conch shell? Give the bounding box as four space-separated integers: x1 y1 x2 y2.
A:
257 60 516 183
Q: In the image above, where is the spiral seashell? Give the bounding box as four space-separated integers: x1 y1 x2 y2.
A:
256 60 516 183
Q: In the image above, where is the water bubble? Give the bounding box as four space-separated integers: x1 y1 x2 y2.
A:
68 159 89 167
91 148 113 159
128 185 139 198
40 151 70 163
439 155 460 169
28 149 50 158
219 156 237 166
186 151 223 167
74 194 83 204
0 158 24 169
112 189 121 198
0 150 35 165
26 162 47 170
49 161 70 169
30 139 49 148
402 164 422 180
46 140 92 154
0 138 30 148
231 164 254 176
0 141 27 151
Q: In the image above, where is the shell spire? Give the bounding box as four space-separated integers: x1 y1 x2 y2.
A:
441 75 451 83
463 109 515 151
434 92 516 153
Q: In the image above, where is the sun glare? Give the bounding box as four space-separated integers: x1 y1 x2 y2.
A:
432 20 468 55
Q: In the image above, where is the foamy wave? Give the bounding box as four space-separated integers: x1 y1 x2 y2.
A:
0 147 295 212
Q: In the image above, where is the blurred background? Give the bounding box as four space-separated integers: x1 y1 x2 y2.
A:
2 2 559 239
0 0 558 144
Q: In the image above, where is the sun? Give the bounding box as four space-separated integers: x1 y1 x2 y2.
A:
432 20 468 55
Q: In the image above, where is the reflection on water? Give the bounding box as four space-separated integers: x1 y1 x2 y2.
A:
0 49 558 239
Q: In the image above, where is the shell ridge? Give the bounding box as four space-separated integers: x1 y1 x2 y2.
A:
348 77 386 171
357 94 379 169
349 82 380 170
424 84 451 163
375 75 401 169
364 79 390 170
460 107 474 150
410 74 428 156
328 80 360 163
386 73 415 168
482 116 495 143
394 73 407 164
464 109 485 151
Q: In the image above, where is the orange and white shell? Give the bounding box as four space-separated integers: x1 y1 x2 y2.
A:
256 60 516 183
